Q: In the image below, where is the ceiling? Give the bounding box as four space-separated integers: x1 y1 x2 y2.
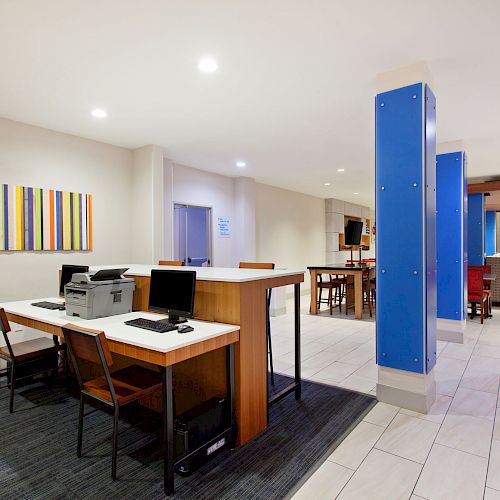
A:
1 1 500 208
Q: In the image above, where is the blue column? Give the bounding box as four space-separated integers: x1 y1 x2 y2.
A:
486 210 497 256
468 193 485 265
376 82 436 392
436 152 467 342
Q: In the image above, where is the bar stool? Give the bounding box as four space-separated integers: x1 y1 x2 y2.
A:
239 262 276 385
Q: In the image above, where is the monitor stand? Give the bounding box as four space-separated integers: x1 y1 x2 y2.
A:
158 313 188 325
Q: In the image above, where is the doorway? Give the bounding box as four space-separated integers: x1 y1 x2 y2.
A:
173 204 212 266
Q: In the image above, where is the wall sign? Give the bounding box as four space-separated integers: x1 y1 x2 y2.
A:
217 216 231 238
0 184 93 251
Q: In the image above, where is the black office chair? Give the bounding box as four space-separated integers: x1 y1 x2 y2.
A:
0 308 64 413
239 262 276 386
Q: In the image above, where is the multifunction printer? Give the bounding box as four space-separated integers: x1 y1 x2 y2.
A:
65 268 135 320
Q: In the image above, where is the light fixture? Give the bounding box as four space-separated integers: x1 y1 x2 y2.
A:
91 108 107 118
324 182 331 186
236 161 246 168
337 168 345 172
198 57 218 73
353 192 359 195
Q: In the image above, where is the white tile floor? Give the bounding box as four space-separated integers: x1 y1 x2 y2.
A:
272 298 500 500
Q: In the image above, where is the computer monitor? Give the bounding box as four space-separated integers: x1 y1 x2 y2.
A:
149 269 196 324
344 220 363 246
60 265 89 297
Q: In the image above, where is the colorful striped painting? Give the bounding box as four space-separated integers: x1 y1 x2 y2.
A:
0 184 92 251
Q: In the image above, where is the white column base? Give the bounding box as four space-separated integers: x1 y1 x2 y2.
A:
436 318 465 344
376 366 436 414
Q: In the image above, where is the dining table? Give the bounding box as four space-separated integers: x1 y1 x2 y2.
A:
308 263 375 320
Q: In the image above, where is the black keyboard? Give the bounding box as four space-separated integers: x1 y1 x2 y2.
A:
32 301 65 310
124 318 177 333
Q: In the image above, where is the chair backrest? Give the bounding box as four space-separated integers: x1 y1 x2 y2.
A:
239 262 275 270
62 324 116 402
468 268 484 294
469 265 491 274
158 260 185 266
0 308 14 358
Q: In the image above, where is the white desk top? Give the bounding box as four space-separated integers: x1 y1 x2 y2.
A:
87 264 304 283
1 298 239 354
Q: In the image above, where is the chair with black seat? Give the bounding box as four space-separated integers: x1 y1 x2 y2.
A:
0 308 64 413
239 262 276 385
61 323 163 481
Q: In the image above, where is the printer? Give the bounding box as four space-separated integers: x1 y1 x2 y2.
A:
65 268 135 320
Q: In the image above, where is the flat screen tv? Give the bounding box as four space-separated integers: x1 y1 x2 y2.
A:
344 220 363 246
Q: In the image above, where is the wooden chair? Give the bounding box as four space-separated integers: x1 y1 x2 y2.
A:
239 262 276 385
158 260 185 266
0 308 63 413
62 324 163 480
468 268 490 324
317 274 344 314
363 267 376 318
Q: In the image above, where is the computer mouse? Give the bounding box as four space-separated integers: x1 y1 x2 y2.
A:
177 325 194 333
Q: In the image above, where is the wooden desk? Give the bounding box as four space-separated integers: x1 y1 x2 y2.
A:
82 264 304 446
0 300 239 495
308 264 375 320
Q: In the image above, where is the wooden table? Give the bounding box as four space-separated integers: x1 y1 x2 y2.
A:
308 263 375 320
0 301 240 494
79 264 305 446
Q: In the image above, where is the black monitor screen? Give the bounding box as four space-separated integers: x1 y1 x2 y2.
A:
60 265 89 296
344 220 363 246
149 269 196 319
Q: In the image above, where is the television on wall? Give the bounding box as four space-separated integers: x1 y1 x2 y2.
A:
344 220 363 246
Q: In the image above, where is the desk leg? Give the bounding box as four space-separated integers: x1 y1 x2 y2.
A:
310 270 318 314
163 366 174 495
226 344 236 444
294 282 302 400
354 272 363 320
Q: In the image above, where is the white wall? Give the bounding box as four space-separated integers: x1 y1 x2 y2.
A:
255 183 325 292
0 118 133 301
166 163 237 267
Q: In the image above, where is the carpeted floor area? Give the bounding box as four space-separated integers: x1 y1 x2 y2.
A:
0 374 375 499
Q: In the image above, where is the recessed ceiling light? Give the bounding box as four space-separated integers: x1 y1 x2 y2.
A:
324 182 331 186
91 108 107 118
236 161 246 168
353 192 359 195
198 57 218 73
337 168 345 172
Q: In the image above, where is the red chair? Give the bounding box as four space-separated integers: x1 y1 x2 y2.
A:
468 268 490 324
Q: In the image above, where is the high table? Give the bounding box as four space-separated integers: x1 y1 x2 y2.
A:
308 263 374 320
80 264 304 445
0 301 239 494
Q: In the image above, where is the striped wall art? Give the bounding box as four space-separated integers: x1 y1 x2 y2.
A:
0 185 93 251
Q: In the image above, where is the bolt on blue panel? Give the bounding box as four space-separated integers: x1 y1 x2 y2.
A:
486 210 497 256
436 152 466 322
468 193 485 265
376 82 436 374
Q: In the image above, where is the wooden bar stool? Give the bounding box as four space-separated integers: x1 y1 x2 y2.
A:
239 262 276 385
62 323 163 481
0 308 64 413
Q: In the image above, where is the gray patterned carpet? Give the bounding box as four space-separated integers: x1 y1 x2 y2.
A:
0 374 375 499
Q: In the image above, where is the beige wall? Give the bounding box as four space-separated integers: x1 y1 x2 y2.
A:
255 183 325 291
0 118 133 301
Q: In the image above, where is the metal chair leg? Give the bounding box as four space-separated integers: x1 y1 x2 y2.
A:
77 394 84 457
9 363 15 414
111 406 119 480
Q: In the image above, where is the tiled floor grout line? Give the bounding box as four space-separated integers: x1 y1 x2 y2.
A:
408 318 486 499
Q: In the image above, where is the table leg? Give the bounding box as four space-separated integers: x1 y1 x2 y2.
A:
163 366 174 495
310 270 318 314
294 282 302 400
226 344 236 444
354 272 363 320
